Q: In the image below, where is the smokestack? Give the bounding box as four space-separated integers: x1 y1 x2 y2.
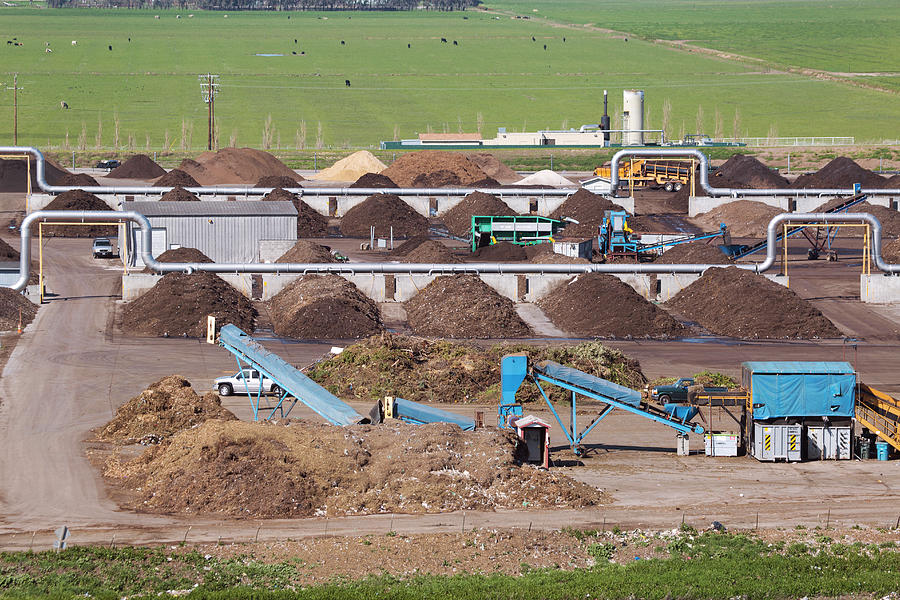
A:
600 90 611 145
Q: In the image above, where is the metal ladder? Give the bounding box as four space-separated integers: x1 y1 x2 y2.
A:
857 383 900 451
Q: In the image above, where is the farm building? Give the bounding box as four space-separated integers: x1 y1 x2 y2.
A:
122 201 297 267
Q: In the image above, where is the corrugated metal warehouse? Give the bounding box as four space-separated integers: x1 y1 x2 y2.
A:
122 201 297 266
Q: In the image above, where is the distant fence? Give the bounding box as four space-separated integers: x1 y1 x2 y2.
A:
726 137 856 147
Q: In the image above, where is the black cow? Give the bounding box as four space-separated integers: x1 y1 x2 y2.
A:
453 40 458 46
407 43 411 48
345 79 351 87
108 45 112 50
441 37 447 43
543 44 547 50
341 40 345 45
532 36 535 41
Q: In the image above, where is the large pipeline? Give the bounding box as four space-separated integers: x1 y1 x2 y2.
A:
11 210 898 292
609 148 897 197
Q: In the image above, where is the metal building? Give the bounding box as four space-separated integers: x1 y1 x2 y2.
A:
122 201 297 267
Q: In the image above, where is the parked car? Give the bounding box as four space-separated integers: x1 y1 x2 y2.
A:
650 378 727 403
95 159 120 170
214 368 282 397
91 237 115 258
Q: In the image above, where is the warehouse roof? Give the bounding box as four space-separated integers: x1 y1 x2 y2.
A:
742 361 855 375
122 201 298 217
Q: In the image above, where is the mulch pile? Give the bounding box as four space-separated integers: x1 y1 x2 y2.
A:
121 272 256 338
178 148 299 185
405 274 531 338
156 169 200 188
95 375 236 445
391 237 460 263
882 237 900 262
59 172 100 187
791 157 886 189
539 273 685 339
255 174 303 188
105 419 604 518
692 200 784 238
472 241 527 261
466 153 519 184
714 154 789 189
0 287 38 331
885 175 900 189
350 173 398 188
41 190 116 237
263 188 329 237
666 266 841 339
267 275 383 339
549 189 619 238
380 151 489 187
0 238 19 261
654 242 732 264
813 198 900 237
340 194 429 238
159 186 200 202
0 156 69 192
145 247 213 271
441 191 515 238
308 334 647 403
529 248 590 264
275 240 335 263
108 154 166 179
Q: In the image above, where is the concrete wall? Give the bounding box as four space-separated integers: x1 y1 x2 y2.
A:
656 272 789 302
860 274 900 304
690 195 900 218
259 240 296 263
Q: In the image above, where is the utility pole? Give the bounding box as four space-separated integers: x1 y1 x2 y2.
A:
198 73 219 151
5 74 23 145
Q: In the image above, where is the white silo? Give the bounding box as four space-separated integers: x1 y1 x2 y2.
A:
622 89 644 146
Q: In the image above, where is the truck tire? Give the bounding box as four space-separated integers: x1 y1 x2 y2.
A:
271 384 282 396
664 182 674 192
658 394 672 404
218 383 233 396
674 182 683 191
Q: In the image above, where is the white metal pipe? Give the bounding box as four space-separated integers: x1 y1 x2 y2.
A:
608 148 898 197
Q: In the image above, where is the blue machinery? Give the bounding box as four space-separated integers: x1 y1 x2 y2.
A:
217 324 474 430
598 210 728 256
499 354 704 453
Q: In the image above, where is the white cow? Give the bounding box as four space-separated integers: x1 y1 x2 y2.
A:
71 40 77 46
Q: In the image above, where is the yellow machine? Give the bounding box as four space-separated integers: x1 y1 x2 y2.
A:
594 158 694 192
857 383 900 452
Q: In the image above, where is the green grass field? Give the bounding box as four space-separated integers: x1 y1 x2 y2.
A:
0 2 898 152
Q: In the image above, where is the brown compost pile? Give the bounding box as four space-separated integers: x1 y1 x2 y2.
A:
275 240 336 263
262 188 330 237
350 173 398 188
654 242 732 264
156 169 200 188
121 272 256 337
692 200 785 238
404 274 531 338
177 148 299 185
340 194 429 238
380 151 489 187
159 186 200 202
267 275 383 339
107 154 167 179
791 157 886 189
41 191 116 237
715 154 789 188
0 287 38 331
666 267 842 339
441 191 516 238
255 174 303 188
549 189 619 238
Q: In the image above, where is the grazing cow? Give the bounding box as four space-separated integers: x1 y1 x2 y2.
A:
301 51 305 55
108 45 112 50
532 36 535 41
624 38 628 42
440 37 447 43
543 44 546 50
341 40 345 45
71 40 77 45
176 14 181 19
345 79 351 87
563 37 566 42
6 41 12 45
45 47 52 53
294 39 297 43
407 43 411 48
154 14 159 19
292 51 296 55
453 40 458 46
60 101 68 109
128 37 131 42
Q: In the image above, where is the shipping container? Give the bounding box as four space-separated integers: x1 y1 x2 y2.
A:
807 425 852 460
752 422 802 462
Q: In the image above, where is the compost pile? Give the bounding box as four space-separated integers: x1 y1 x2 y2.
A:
466 153 519 184
121 272 256 338
255 174 303 188
405 274 531 338
515 170 576 187
307 333 647 403
107 154 166 179
692 200 784 237
106 419 604 518
144 247 213 272
549 189 619 238
313 151 387 182
275 240 335 263
159 186 200 202
268 275 383 339
0 156 68 192
263 188 329 237
882 237 900 262
156 169 200 188
0 287 37 331
41 191 116 237
178 148 298 185
349 173 398 188
539 273 685 339
441 191 515 238
791 157 886 189
529 248 590 264
715 154 788 188
380 151 488 187
666 267 841 339
391 237 460 263
885 175 900 189
59 172 100 187
96 375 236 445
654 242 732 264
0 239 18 261
340 194 429 238
472 242 527 261
813 198 900 237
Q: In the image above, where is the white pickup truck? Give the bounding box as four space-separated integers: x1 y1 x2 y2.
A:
214 368 282 397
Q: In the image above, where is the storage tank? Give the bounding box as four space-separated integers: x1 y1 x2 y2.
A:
622 89 644 146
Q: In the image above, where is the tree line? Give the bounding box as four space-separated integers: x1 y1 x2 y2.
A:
48 0 481 10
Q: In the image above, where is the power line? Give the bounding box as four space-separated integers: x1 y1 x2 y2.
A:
199 73 220 151
4 74 23 145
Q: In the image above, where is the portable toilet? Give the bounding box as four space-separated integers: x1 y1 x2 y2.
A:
511 415 551 468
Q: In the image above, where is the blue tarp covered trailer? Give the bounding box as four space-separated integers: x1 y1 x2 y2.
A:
741 361 856 420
